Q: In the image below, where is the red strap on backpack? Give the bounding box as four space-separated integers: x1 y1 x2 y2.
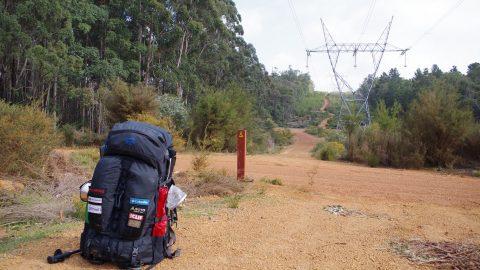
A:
152 186 169 237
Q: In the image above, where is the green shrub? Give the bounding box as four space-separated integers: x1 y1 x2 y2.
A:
74 129 106 146
0 101 60 175
324 129 346 143
352 119 425 169
224 194 242 209
405 81 473 167
261 177 283 186
190 87 253 152
61 124 75 146
305 125 324 137
367 154 380 167
312 141 345 161
103 79 158 126
472 170 480 178
157 94 189 130
72 198 86 220
272 128 294 146
461 125 480 162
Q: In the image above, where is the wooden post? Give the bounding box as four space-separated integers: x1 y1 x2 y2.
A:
237 129 246 180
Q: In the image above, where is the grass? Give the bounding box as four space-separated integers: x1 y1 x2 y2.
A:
473 170 480 178
261 177 283 186
175 169 246 197
180 199 225 218
71 198 86 220
0 221 81 253
70 148 99 171
224 194 242 209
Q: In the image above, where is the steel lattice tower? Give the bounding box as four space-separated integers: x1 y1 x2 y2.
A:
307 17 408 127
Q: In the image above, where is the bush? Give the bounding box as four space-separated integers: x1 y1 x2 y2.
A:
157 94 189 130
461 125 480 162
405 81 473 167
128 113 185 150
192 152 209 172
352 116 425 169
72 198 86 220
272 128 294 146
224 194 242 208
61 124 75 146
305 125 324 137
189 88 253 152
324 129 346 143
367 153 380 167
0 101 60 175
74 129 106 146
103 80 158 125
312 141 345 161
174 169 245 197
261 177 283 186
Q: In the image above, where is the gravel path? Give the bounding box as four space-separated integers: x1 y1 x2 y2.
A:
1 129 479 269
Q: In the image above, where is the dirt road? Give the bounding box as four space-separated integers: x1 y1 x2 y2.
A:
1 129 480 269
319 97 333 128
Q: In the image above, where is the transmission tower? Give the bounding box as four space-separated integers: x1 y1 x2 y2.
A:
307 17 408 127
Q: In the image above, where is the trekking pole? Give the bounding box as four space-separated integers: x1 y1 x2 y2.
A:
47 248 81 264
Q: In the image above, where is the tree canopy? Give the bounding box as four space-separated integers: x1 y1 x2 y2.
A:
0 0 313 133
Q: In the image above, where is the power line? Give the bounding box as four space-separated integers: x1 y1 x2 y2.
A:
408 0 465 49
358 0 377 42
307 17 407 125
287 0 308 48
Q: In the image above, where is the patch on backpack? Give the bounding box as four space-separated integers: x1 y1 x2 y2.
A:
88 204 102 214
127 197 148 229
130 198 150 206
89 188 105 196
129 213 144 221
124 136 137 146
88 196 102 204
127 219 142 228
130 206 146 214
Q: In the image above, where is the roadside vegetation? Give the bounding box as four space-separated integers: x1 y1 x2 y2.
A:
310 65 480 173
0 101 60 176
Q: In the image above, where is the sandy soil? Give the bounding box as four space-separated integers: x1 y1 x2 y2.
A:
1 129 479 269
319 97 332 128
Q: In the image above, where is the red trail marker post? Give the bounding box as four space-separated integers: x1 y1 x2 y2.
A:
237 129 246 181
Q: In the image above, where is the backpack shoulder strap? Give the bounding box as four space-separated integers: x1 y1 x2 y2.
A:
111 157 134 232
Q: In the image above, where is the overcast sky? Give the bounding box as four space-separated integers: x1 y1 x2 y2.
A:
234 0 479 92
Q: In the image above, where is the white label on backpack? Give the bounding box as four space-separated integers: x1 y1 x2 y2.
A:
88 196 102 204
88 204 102 214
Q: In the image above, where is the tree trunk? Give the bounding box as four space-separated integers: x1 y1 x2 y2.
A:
53 75 58 128
145 32 153 83
176 30 186 68
176 82 183 98
137 1 143 80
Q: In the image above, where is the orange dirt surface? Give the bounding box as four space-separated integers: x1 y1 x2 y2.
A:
1 129 479 269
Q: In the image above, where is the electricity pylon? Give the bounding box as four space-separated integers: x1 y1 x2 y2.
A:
307 17 408 127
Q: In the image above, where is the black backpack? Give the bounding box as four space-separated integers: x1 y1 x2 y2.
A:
80 121 179 268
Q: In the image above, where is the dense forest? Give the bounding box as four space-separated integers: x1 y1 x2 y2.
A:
0 0 318 175
359 63 480 120
0 0 312 134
